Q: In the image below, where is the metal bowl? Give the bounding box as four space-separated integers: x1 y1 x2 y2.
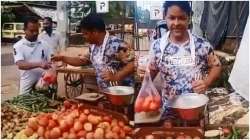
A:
103 86 134 105
168 93 209 121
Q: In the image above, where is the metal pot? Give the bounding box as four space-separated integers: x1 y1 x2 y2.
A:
102 86 134 105
168 93 209 121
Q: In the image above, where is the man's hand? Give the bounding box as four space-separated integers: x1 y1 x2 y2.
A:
100 70 118 81
40 62 52 69
192 80 209 94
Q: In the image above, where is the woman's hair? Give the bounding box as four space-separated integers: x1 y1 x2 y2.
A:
163 1 192 17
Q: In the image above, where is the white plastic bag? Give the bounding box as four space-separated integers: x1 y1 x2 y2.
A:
135 69 161 113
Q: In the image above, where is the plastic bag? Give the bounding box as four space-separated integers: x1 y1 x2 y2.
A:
35 64 57 91
35 76 49 91
135 69 161 113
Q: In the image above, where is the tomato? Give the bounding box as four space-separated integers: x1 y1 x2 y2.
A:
42 70 57 84
77 130 86 138
79 113 87 123
112 126 120 133
73 121 83 132
63 100 72 109
51 114 58 120
103 116 112 123
48 119 57 129
123 126 132 133
37 126 45 137
44 130 50 139
118 121 125 128
68 132 77 139
71 109 80 118
50 127 61 138
71 104 78 110
135 98 144 113
65 116 74 127
149 101 159 111
59 120 68 132
105 131 114 139
83 109 90 115
222 128 231 136
86 132 94 139
38 117 49 127
142 98 151 112
112 132 119 139
154 96 161 103
119 130 126 138
88 114 101 125
62 132 69 139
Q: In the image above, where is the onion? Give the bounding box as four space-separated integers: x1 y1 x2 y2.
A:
24 127 34 137
27 117 38 130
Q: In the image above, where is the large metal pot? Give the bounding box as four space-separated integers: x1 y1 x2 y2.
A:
103 86 134 105
168 93 209 121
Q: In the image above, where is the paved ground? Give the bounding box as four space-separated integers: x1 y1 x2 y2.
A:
1 42 88 102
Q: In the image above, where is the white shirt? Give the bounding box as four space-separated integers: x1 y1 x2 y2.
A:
38 31 62 54
13 38 52 94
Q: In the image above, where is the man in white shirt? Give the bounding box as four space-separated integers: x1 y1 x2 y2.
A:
38 17 63 54
13 17 52 94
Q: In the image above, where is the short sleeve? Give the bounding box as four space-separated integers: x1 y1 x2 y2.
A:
13 45 24 63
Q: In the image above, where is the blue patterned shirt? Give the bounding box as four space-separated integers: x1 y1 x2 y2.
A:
149 32 221 97
88 35 134 89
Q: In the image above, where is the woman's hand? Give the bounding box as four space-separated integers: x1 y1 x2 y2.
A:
100 70 118 81
192 80 209 94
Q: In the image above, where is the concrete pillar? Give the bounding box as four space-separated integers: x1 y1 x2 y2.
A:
56 1 69 50
192 1 204 36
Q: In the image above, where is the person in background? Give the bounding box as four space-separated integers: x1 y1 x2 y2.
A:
13 17 52 94
51 14 135 89
38 17 63 55
147 1 222 120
